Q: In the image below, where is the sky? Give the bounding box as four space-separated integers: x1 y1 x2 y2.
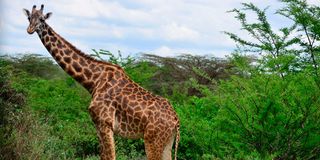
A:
0 0 319 58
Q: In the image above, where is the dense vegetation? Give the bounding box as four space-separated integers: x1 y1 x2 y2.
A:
1 1 319 159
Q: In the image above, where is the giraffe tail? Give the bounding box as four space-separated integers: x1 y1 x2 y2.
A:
174 123 180 160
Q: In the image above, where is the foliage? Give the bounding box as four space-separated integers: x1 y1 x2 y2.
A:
278 0 320 84
125 61 159 91
212 73 320 159
224 1 320 82
0 58 53 160
0 54 65 79
215 1 320 159
91 49 134 68
174 96 218 159
142 54 233 97
224 3 300 77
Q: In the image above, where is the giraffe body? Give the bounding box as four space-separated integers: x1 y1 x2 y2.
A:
23 5 180 160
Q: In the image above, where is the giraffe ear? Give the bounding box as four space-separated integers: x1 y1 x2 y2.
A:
44 12 52 20
23 9 30 17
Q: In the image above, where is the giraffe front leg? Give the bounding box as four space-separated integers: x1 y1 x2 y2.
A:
89 101 116 160
96 126 116 160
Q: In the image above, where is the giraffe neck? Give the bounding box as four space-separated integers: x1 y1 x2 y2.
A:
36 22 118 93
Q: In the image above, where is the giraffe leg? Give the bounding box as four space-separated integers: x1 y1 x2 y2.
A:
144 127 175 160
162 133 175 160
97 126 116 160
144 137 163 160
144 125 161 160
89 101 116 160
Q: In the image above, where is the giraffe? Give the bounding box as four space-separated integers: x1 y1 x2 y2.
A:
23 4 180 160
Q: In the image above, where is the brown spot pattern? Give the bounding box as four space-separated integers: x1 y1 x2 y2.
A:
72 62 82 72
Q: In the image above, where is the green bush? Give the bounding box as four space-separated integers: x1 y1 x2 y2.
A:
175 96 218 159
212 73 320 159
0 58 54 160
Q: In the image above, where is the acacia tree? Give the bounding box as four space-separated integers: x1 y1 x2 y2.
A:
278 0 320 84
224 3 300 77
225 1 320 79
214 1 320 159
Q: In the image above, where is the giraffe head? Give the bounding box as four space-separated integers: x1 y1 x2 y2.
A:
23 4 52 34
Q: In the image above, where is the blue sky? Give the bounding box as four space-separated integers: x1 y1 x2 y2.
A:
0 0 319 58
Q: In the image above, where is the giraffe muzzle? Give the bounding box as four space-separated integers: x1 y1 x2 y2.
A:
27 26 36 34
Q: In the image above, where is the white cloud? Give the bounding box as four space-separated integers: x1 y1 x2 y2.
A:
48 0 154 25
1 0 318 57
307 0 320 5
161 23 200 42
52 21 125 39
150 45 231 58
152 46 176 57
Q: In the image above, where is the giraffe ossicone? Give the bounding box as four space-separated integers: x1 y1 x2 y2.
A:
23 4 180 160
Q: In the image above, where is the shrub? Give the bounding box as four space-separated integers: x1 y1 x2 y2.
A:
213 72 320 159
